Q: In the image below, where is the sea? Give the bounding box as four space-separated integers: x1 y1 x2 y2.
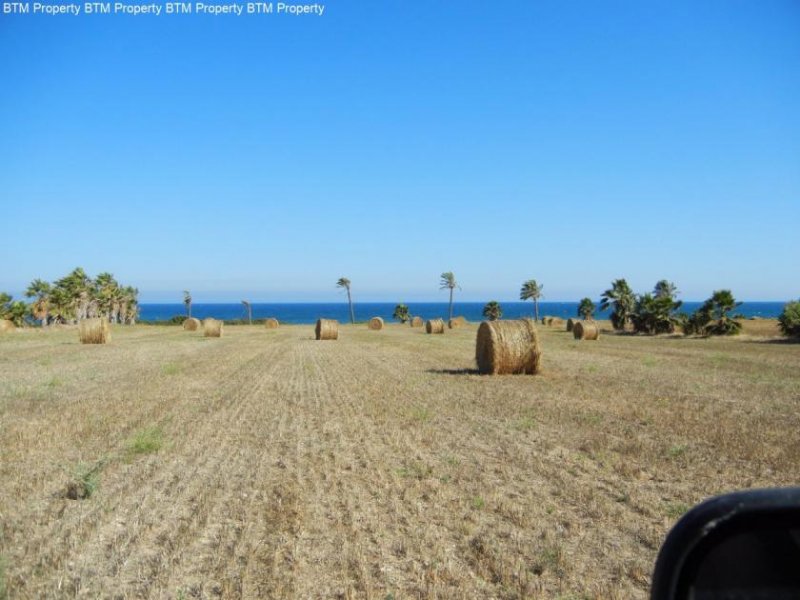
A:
138 302 786 324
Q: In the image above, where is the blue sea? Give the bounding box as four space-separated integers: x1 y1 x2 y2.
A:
139 302 786 324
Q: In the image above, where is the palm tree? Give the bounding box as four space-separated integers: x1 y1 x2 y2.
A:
0 292 13 320
482 301 502 321
599 279 636 331
337 277 355 324
440 272 459 322
701 290 742 336
95 272 119 321
519 280 543 322
183 290 192 318
241 300 252 324
122 286 139 324
25 279 52 326
578 297 596 320
393 303 410 323
654 280 678 300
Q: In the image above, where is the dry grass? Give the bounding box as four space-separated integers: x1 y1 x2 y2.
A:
78 318 110 344
0 321 798 598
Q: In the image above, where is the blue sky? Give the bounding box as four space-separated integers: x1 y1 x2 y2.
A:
1 1 798 302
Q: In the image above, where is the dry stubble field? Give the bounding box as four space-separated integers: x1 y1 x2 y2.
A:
1 321 798 599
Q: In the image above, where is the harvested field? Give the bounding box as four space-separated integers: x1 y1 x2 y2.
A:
1 322 798 598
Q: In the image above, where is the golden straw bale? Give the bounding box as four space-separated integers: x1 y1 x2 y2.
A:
203 318 223 338
0 319 15 333
426 318 445 334
566 318 576 332
448 316 467 329
78 318 110 344
549 317 564 328
573 320 600 340
183 317 201 331
410 316 424 328
315 318 339 340
265 318 279 329
476 319 542 375
368 317 384 331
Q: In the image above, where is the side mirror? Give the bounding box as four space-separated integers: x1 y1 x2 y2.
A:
651 487 800 599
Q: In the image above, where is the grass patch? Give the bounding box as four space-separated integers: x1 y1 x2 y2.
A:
471 496 485 510
409 406 432 423
667 443 688 459
665 502 690 519
161 363 181 376
641 355 657 367
65 461 104 500
0 554 6 600
126 426 165 458
396 461 433 480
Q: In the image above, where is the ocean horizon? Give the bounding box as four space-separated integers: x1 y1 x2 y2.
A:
139 301 787 324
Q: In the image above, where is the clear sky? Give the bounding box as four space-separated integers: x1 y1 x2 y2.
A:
1 1 798 303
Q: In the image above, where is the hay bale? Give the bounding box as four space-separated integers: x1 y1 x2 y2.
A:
203 318 223 338
183 317 201 331
573 320 600 341
0 319 15 333
541 317 548 325
315 318 338 340
426 318 445 334
78 318 110 344
448 316 467 329
368 316 384 331
566 318 576 332
476 319 542 375
410 316 424 328
265 318 279 329
550 317 564 328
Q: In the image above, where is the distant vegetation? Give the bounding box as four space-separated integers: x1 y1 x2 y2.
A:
482 301 502 321
393 303 410 323
778 300 800 338
0 268 138 326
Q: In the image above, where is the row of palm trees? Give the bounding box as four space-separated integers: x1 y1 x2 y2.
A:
0 268 139 326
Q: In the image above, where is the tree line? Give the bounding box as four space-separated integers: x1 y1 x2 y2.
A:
0 268 139 326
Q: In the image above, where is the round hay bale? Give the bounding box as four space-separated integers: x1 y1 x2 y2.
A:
265 318 279 329
183 317 201 331
315 318 338 340
573 320 600 341
0 319 15 333
410 316 424 328
425 318 445 334
566 318 576 332
476 319 542 375
78 318 110 344
203 318 223 338
448 316 467 329
550 317 564 328
368 316 384 331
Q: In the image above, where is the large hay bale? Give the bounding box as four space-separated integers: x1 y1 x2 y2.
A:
265 318 279 329
0 319 15 333
448 316 467 329
315 318 338 340
476 319 542 375
410 316 424 328
368 316 384 331
203 318 223 338
79 318 110 344
426 318 445 334
566 318 576 332
549 317 564 328
183 317 201 331
573 320 600 340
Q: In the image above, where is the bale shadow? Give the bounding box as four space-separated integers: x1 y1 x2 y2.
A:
427 368 481 376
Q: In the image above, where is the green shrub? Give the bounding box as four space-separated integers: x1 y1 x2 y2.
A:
778 300 800 338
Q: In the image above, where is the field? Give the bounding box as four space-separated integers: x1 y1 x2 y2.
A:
1 320 798 599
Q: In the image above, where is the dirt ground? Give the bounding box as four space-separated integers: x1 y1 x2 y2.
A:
1 321 798 599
